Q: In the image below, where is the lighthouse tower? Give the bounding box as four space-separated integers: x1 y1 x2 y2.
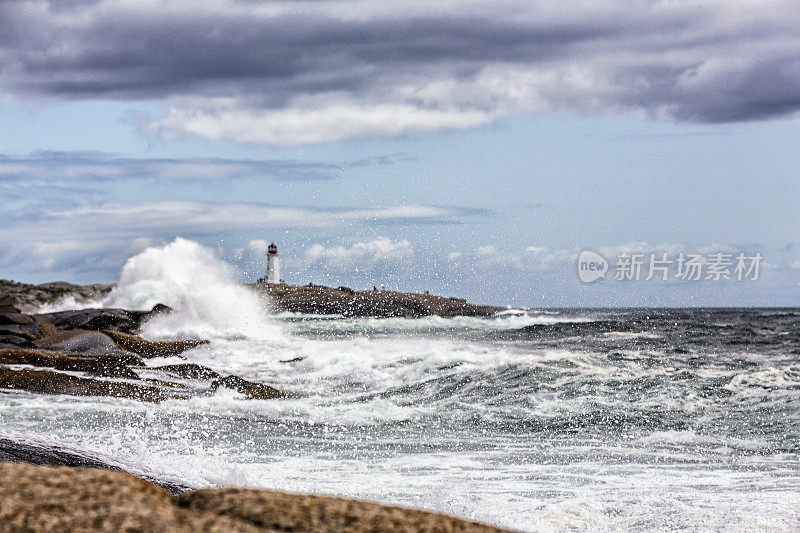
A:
266 242 280 284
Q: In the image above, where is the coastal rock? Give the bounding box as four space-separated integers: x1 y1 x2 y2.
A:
0 322 43 340
2 278 500 319
0 438 115 469
0 438 190 495
0 280 112 313
0 312 35 325
103 329 210 358
34 329 136 357
0 348 142 378
154 363 222 380
251 283 502 318
0 294 20 313
41 308 139 332
179 487 511 533
0 290 283 404
0 463 513 532
148 302 174 315
0 463 254 532
0 335 34 349
212 375 284 399
0 348 283 401
0 367 171 402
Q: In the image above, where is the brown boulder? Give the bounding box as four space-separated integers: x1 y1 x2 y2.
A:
180 487 512 533
0 463 260 532
0 348 142 378
0 367 170 402
103 329 209 358
154 363 221 380
212 375 284 400
0 463 514 532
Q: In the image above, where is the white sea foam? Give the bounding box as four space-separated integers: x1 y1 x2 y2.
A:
37 295 105 313
99 238 282 340
9 239 800 533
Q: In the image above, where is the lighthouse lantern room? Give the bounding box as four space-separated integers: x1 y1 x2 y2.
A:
266 242 280 284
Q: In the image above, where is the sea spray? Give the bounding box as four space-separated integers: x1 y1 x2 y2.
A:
104 238 279 340
6 297 799 530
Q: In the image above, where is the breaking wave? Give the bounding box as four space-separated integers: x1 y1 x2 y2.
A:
104 238 279 340
11 238 800 531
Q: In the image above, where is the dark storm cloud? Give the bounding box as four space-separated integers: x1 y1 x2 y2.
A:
0 2 618 98
1 1 799 141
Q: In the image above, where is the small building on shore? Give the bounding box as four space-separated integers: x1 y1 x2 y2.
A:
258 242 281 284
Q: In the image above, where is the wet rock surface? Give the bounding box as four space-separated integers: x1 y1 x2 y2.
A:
0 348 142 378
0 463 512 532
211 375 284 400
34 329 136 357
0 367 172 402
154 363 222 381
103 329 210 358
42 308 140 332
0 303 282 403
0 438 190 495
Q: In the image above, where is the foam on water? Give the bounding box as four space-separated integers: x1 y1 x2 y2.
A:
9 239 800 532
102 238 283 340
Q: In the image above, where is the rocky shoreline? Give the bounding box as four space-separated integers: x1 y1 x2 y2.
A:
0 279 500 403
0 462 513 532
1 278 504 317
0 279 114 314
0 280 511 532
0 301 282 402
251 282 503 317
0 437 191 496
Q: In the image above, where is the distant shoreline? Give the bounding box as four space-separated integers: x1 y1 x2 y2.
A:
0 279 504 317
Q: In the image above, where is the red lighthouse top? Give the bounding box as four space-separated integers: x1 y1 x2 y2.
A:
268 243 278 255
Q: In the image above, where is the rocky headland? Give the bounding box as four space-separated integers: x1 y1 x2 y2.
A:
0 279 114 314
0 299 282 402
0 279 511 532
0 279 501 402
251 282 502 317
1 278 503 317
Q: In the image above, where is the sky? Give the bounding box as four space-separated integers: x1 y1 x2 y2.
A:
1 0 799 307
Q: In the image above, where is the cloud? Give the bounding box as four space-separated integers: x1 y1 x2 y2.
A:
0 151 341 182
275 237 419 288
2 1 800 143
151 98 491 145
304 238 412 272
0 200 483 282
447 241 781 279
0 201 482 244
3 229 798 305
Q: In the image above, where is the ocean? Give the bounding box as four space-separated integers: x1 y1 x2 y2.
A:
2 244 798 532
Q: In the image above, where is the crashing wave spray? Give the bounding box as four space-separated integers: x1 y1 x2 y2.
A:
104 238 278 340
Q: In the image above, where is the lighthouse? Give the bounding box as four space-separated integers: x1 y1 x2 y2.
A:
266 242 280 284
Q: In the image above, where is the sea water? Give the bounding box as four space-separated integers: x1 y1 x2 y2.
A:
2 239 798 531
